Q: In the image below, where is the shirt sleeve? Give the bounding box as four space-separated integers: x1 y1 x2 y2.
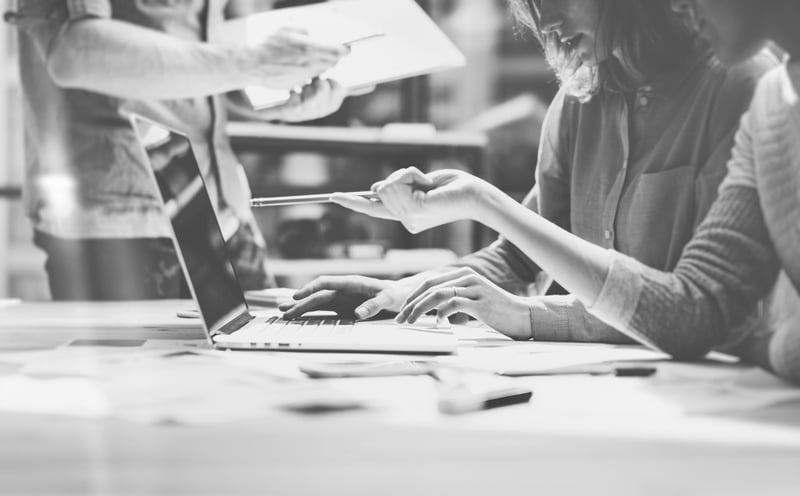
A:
527 294 635 344
588 108 781 360
454 90 571 295
12 0 111 59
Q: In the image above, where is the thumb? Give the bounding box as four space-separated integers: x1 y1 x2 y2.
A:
397 166 435 189
331 193 396 220
354 291 393 320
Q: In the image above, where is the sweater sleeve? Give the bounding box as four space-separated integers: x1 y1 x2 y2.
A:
588 180 780 359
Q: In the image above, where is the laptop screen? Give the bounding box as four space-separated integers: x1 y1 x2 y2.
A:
132 116 250 337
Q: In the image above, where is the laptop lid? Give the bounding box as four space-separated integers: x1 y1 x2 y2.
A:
132 115 457 354
131 115 252 341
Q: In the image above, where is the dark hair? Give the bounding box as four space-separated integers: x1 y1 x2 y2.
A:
509 0 696 101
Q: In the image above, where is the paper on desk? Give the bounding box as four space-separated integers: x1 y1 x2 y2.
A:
244 287 296 307
0 346 364 425
0 375 111 418
437 343 669 376
644 362 800 414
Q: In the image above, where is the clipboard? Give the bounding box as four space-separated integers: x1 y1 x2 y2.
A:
219 0 465 109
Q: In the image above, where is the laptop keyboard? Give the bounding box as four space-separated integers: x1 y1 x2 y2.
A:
235 315 356 344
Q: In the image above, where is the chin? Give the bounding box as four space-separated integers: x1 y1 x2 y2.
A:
579 52 600 67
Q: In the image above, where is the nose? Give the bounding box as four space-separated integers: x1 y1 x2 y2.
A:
670 0 699 29
539 0 563 34
670 0 692 15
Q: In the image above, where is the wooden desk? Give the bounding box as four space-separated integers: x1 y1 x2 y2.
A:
1 301 799 496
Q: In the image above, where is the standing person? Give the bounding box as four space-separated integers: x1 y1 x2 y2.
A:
280 0 774 346
6 0 350 300
337 0 800 383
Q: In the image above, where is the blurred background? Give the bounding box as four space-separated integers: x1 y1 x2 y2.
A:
0 0 558 299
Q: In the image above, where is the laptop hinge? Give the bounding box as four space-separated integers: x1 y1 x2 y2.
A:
211 311 254 339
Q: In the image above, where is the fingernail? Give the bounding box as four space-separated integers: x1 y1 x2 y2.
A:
355 307 367 319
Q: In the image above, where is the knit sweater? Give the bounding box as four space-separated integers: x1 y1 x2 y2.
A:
589 63 800 383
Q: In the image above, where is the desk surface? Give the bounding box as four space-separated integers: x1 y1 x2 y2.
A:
1 300 799 496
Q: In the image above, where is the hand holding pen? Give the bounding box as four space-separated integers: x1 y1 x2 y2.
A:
250 190 380 208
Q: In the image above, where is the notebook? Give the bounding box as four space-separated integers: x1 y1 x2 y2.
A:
131 115 457 354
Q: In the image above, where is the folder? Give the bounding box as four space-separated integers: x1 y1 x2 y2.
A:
218 0 466 109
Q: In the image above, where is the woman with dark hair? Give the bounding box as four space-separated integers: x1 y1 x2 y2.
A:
281 0 774 346
339 0 800 383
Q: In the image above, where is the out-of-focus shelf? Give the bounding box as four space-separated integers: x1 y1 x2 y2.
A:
269 248 457 279
227 122 488 174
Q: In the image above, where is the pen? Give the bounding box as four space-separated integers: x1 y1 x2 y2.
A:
502 364 657 377
250 190 379 207
343 32 385 47
437 387 533 415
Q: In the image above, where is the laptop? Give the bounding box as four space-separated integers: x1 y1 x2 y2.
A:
131 115 457 354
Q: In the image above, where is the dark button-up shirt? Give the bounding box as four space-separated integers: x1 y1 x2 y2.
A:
458 45 776 342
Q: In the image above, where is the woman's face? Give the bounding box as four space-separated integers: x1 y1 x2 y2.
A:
538 0 611 66
671 0 770 65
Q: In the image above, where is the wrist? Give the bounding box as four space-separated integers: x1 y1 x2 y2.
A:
472 182 509 228
232 44 268 87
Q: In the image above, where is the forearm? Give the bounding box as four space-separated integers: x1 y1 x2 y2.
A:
47 18 255 99
450 241 542 295
475 186 611 306
473 182 779 359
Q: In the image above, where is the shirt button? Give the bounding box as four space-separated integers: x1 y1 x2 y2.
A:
639 96 649 107
603 229 613 240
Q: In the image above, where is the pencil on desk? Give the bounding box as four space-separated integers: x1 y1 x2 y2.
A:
250 190 379 207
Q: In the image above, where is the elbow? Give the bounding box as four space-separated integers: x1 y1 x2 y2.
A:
663 342 713 362
45 24 89 88
770 331 800 385
637 332 713 362
46 43 83 88
774 365 800 385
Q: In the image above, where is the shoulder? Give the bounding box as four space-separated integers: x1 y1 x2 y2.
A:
708 49 779 102
744 64 793 122
752 64 792 102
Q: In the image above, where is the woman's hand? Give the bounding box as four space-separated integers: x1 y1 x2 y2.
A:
278 275 414 320
271 77 348 122
396 267 533 340
331 167 497 233
247 28 348 89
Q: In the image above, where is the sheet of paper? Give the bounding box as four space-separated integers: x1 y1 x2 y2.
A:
436 343 669 375
0 347 353 425
220 0 465 108
646 362 800 414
